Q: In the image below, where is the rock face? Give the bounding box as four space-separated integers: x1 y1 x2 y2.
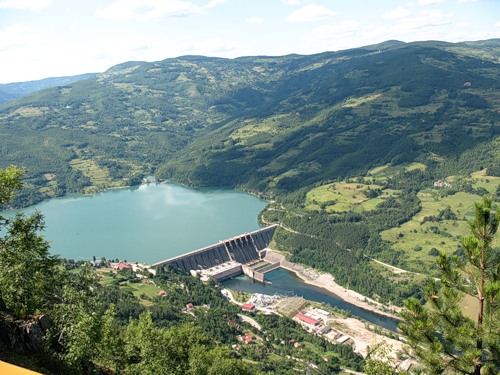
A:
0 314 52 354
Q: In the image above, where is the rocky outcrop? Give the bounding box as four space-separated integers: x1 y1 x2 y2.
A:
0 314 52 355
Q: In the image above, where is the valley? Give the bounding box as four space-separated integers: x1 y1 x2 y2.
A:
0 38 499 374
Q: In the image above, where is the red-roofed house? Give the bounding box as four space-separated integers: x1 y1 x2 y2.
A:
242 333 253 344
241 304 256 312
112 262 132 270
294 313 319 326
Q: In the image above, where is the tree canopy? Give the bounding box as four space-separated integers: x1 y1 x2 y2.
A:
401 196 500 374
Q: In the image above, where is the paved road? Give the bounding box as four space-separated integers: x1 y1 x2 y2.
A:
238 314 262 330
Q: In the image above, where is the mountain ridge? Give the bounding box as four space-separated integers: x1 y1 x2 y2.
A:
0 38 498 207
0 73 97 104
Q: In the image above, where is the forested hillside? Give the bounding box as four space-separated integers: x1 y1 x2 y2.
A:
0 39 499 305
0 39 498 206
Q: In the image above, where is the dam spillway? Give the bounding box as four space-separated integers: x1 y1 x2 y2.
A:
151 225 278 279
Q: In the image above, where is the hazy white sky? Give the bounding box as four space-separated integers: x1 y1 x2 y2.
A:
0 0 499 83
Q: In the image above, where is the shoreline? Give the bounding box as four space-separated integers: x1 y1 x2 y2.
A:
267 250 401 320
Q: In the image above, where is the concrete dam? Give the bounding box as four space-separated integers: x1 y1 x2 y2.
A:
152 225 278 281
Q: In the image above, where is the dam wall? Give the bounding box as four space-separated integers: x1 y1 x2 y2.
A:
208 264 243 282
258 262 281 274
152 225 278 273
241 264 265 283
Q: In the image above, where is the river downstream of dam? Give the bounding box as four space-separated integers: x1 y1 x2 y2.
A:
223 267 400 332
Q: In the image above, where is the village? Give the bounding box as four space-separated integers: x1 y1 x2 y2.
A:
221 289 415 372
98 257 415 372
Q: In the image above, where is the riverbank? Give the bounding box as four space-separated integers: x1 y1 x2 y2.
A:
265 250 402 320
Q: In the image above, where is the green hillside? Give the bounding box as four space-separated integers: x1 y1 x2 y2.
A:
0 39 498 207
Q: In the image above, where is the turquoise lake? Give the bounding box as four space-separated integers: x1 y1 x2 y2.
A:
1 183 267 264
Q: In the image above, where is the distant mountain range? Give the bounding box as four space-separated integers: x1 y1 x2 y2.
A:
0 39 498 206
0 73 96 104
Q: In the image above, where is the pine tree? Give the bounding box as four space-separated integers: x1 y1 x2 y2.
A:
401 196 500 374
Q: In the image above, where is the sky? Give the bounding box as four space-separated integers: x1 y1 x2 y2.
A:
0 0 499 84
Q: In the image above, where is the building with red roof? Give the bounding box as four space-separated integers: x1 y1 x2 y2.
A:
241 303 256 312
294 313 319 326
112 262 132 270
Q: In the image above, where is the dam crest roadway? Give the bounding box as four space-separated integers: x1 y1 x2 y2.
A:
152 225 279 282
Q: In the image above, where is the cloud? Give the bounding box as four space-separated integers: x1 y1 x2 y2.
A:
411 9 454 28
300 7 456 55
0 24 31 51
0 0 53 10
382 7 412 19
205 0 225 9
496 21 500 28
176 37 251 57
303 21 367 51
417 0 444 4
287 3 336 22
246 17 263 24
96 0 202 21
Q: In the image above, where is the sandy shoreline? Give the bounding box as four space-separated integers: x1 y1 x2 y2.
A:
267 250 401 320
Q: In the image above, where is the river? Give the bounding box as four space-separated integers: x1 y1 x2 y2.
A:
223 267 400 332
1 183 267 264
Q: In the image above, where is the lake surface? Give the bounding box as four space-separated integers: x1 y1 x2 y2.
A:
223 267 400 332
1 183 267 264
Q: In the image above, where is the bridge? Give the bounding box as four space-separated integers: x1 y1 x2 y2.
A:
152 225 278 280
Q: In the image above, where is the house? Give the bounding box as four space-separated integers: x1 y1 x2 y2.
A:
186 303 194 309
294 313 319 326
433 180 451 188
314 308 330 316
240 333 253 344
241 303 256 312
112 262 132 270
294 342 302 348
157 290 166 296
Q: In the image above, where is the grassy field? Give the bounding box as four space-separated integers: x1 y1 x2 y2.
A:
69 157 145 194
367 162 427 182
305 181 400 213
70 158 111 188
96 268 160 306
304 162 429 213
381 171 499 274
